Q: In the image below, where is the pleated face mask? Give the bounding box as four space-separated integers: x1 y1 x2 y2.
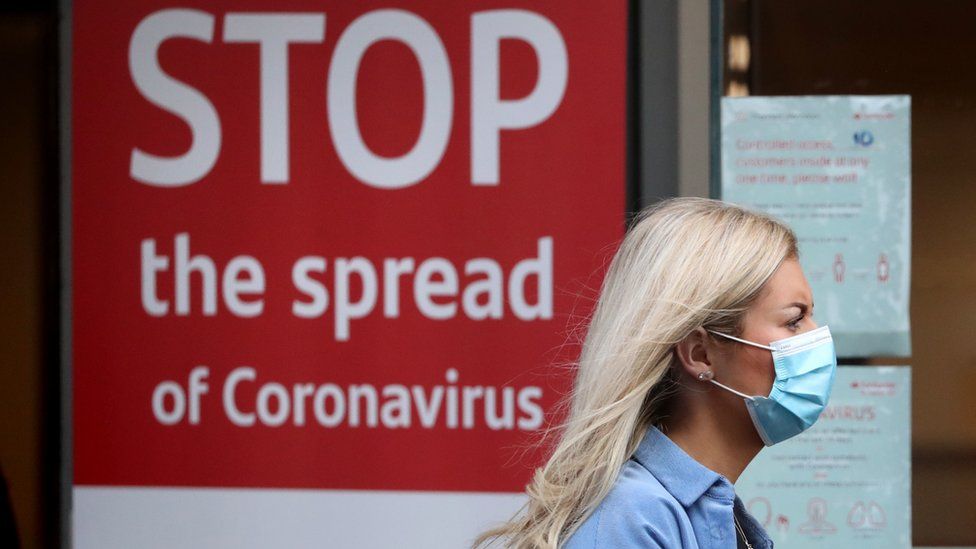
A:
705 325 838 446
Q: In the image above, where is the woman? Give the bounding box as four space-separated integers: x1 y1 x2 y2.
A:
474 197 837 548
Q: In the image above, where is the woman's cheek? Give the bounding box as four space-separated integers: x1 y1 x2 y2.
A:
749 350 776 393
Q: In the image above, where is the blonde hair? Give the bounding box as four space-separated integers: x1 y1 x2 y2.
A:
473 197 798 548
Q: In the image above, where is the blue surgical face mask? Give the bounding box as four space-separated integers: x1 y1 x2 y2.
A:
704 325 838 446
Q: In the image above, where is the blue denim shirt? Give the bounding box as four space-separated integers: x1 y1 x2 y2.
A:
563 425 773 548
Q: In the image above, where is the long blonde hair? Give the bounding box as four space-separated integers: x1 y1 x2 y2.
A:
473 197 798 548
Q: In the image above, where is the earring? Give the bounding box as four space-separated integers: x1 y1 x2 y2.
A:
697 370 714 381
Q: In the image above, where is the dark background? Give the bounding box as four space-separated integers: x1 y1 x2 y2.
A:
1 0 61 548
725 0 976 544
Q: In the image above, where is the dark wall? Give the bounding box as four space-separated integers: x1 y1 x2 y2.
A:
741 0 976 544
0 1 60 547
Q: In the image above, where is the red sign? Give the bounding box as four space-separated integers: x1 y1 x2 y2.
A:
72 0 626 492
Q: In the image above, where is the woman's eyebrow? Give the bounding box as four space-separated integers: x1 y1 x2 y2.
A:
784 301 812 313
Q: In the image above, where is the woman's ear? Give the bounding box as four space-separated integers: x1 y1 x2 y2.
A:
674 326 713 380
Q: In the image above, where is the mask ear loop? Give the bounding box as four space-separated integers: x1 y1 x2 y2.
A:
703 329 775 399
706 329 775 351
708 378 755 400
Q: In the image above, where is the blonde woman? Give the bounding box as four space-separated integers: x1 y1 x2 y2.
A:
475 197 837 548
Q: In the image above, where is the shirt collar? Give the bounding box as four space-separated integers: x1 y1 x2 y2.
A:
632 424 736 507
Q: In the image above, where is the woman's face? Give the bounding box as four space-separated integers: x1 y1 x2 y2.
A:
722 257 817 397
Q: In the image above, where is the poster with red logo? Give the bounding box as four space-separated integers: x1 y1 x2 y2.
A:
70 1 626 546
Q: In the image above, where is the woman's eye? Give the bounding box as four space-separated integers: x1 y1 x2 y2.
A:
787 316 804 329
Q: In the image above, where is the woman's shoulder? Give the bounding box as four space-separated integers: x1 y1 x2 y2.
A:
562 458 694 548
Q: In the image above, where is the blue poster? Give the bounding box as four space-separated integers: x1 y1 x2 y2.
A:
721 96 911 356
736 366 912 548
